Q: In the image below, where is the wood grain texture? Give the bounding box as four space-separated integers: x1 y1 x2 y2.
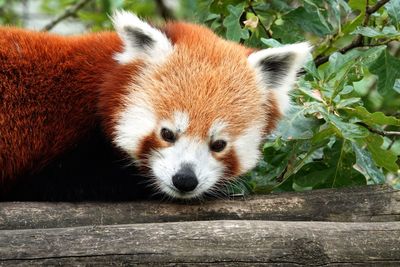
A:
0 220 399 265
0 185 399 230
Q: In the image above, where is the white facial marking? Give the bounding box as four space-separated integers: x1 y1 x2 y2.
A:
150 137 223 199
159 111 189 137
112 10 173 65
248 42 312 114
234 122 264 172
173 111 189 134
209 120 229 140
114 96 156 157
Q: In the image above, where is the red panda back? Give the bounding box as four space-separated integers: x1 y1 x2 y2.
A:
0 28 122 182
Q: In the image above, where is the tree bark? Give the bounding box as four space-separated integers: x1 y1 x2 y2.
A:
1 185 399 230
0 220 399 266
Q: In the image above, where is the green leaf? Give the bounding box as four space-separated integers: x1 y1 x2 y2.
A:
339 85 355 95
269 0 292 12
351 26 400 38
348 0 378 11
385 0 400 25
292 162 334 190
352 143 386 184
275 106 318 140
348 0 367 11
222 3 249 41
271 16 305 43
204 13 220 22
345 106 400 126
286 7 331 36
394 79 400 94
324 52 351 81
327 0 344 31
323 46 385 83
341 13 364 35
340 46 386 70
303 55 319 78
322 46 385 83
210 0 243 15
312 124 336 146
336 97 361 109
298 80 322 100
303 1 332 33
366 134 399 172
109 0 124 10
353 75 376 95
252 142 297 190
260 38 282 47
338 0 353 14
325 140 366 187
369 50 400 94
326 113 369 140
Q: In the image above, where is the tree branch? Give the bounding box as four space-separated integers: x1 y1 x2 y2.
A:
357 122 400 137
41 0 92 32
367 0 391 13
314 0 391 67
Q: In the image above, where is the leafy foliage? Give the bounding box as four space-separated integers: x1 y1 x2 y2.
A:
1 0 399 193
189 0 400 193
0 0 21 25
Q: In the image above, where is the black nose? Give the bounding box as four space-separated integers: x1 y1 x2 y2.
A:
172 164 198 193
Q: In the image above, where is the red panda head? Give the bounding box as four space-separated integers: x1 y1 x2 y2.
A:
105 11 311 199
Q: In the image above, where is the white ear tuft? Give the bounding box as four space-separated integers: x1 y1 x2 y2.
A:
112 10 173 64
248 42 312 113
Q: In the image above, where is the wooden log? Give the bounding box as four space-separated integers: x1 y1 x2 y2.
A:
0 185 399 230
0 220 399 266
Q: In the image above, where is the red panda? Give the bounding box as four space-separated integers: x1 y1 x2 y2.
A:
0 11 310 199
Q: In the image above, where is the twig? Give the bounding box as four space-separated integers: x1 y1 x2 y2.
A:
41 0 92 32
314 0 391 67
367 0 391 14
248 5 272 38
356 122 400 137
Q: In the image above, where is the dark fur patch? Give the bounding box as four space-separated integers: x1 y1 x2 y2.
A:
1 127 154 201
124 26 154 48
260 54 294 88
137 132 162 171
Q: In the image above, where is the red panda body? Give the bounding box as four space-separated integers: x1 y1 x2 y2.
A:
0 28 123 181
0 12 310 199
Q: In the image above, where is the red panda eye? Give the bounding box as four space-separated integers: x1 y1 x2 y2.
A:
161 128 176 143
210 140 227 152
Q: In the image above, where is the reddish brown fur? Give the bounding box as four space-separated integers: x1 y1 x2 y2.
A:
136 132 168 171
159 23 266 138
0 28 122 181
98 61 143 139
127 23 281 173
264 91 282 134
219 150 240 178
1 22 282 185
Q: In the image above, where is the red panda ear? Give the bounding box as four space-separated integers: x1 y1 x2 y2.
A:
112 10 173 64
248 42 312 113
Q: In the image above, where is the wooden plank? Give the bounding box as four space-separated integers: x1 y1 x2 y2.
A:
0 185 399 230
0 220 399 266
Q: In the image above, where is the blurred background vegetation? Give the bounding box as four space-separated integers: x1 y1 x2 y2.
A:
1 0 399 194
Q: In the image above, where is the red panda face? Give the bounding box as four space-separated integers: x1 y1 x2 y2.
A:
109 11 311 199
